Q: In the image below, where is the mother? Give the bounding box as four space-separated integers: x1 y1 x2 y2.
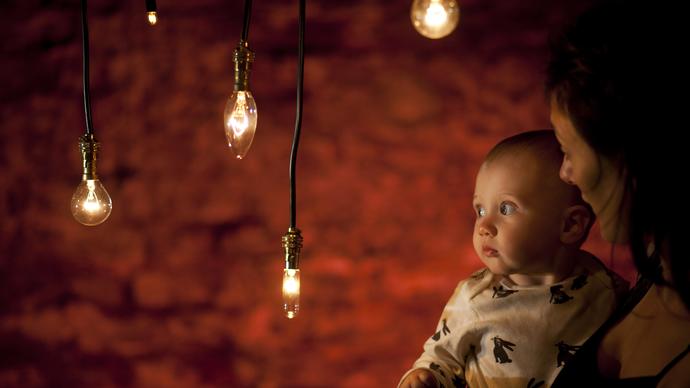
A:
546 0 689 386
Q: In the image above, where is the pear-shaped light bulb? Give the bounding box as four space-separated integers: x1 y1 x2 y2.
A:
71 179 112 226
147 11 157 26
411 0 460 39
282 268 300 319
224 90 257 159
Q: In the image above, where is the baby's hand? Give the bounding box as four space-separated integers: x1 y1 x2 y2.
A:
400 368 437 388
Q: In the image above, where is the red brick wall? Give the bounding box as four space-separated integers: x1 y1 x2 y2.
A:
1 0 632 386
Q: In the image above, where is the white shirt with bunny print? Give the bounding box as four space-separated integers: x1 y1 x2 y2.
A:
399 253 628 388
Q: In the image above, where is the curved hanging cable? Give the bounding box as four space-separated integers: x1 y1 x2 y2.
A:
281 0 306 321
289 0 305 229
81 0 94 135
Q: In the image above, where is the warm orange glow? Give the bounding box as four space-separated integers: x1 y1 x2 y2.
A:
282 269 300 319
147 11 157 26
411 0 460 39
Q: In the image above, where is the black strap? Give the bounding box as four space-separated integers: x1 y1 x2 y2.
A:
655 345 690 380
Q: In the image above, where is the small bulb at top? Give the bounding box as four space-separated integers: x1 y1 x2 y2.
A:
224 90 258 159
282 268 300 319
411 0 460 39
71 178 112 226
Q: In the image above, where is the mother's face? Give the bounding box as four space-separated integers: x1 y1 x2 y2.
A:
550 98 629 243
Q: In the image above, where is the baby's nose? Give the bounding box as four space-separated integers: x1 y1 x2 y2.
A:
478 222 496 236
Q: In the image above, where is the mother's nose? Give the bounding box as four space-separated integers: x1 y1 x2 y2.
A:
559 160 575 185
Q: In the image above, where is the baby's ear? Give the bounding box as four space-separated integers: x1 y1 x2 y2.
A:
560 205 593 245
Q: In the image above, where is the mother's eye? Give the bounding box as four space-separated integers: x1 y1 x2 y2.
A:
500 202 517 215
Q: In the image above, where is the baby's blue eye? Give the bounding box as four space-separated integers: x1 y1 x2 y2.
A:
476 206 486 217
500 202 516 215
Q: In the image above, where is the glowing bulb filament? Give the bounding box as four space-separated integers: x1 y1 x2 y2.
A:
147 11 157 25
282 269 300 319
83 180 103 212
230 93 250 134
424 2 448 27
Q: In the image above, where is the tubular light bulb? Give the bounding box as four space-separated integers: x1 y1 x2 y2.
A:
282 268 300 319
224 90 257 159
411 0 460 39
147 11 157 25
71 179 112 226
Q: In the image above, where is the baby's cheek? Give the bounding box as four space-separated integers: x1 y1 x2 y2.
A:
507 228 539 261
472 232 486 254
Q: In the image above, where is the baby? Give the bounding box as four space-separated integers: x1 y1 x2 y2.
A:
399 130 628 388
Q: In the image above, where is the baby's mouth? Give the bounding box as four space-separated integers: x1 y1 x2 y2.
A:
482 246 499 257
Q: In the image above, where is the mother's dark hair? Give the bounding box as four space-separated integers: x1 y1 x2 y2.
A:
545 0 688 308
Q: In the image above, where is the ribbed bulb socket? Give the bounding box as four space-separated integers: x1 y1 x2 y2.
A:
282 227 303 270
79 133 100 180
233 40 255 92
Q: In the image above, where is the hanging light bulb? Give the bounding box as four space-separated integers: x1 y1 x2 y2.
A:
147 12 157 25
146 0 158 26
72 179 112 226
282 268 300 319
280 0 307 319
71 134 112 226
224 40 257 159
74 1 111 226
282 228 303 319
411 0 460 39
224 88 257 159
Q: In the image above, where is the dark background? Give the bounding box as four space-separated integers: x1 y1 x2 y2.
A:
1 0 632 386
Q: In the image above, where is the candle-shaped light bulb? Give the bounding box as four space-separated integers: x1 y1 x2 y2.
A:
224 90 257 159
411 0 460 39
282 268 300 319
147 11 157 25
71 134 112 226
282 228 303 319
146 0 158 26
225 41 257 159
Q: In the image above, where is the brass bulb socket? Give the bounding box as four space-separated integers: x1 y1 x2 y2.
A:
78 133 100 180
233 40 255 92
282 227 303 270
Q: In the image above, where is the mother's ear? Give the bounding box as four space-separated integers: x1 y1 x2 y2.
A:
560 205 593 245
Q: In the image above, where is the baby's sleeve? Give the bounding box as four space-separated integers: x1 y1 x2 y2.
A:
398 278 482 388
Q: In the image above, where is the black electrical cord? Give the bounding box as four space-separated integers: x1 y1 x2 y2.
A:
241 0 252 42
81 0 94 135
146 0 157 13
289 0 305 229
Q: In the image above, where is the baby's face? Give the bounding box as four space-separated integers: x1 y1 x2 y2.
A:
472 153 571 278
